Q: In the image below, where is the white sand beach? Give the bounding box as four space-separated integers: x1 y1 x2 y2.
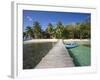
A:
24 39 90 44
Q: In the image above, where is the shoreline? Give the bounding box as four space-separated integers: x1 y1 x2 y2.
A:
24 39 90 44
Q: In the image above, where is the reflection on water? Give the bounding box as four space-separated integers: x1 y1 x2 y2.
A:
23 42 56 69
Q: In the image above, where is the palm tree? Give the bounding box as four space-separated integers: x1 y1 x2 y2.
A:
25 26 34 40
33 21 42 39
55 21 64 38
46 23 53 33
23 32 27 40
46 23 53 38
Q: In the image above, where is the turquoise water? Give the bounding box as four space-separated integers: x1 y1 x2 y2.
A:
67 45 91 66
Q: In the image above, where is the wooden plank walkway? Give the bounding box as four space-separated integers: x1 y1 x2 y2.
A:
35 39 74 68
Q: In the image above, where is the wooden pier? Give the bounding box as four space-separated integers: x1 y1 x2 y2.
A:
35 39 74 68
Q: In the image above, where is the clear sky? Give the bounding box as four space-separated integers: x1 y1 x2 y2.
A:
23 10 90 31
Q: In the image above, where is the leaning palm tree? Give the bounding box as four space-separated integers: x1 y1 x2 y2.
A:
23 32 27 40
25 26 34 40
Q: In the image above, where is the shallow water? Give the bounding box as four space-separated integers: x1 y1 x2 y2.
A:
67 44 91 66
23 42 56 69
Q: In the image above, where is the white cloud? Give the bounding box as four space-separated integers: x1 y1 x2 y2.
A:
26 16 33 21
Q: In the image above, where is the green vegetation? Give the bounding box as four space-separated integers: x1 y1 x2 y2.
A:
68 45 91 66
23 42 55 69
33 21 42 39
23 18 90 40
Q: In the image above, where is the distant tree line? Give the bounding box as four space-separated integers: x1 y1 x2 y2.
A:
23 18 90 40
